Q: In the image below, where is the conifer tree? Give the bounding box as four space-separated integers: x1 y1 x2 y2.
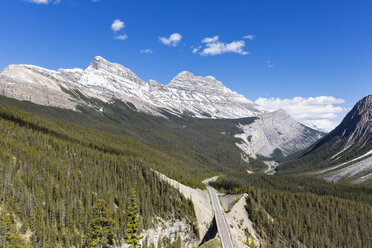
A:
125 188 142 247
85 199 118 248
0 213 25 248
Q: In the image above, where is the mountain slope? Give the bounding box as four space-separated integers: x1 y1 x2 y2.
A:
0 105 198 247
235 109 323 159
279 95 372 183
0 56 323 160
0 93 260 177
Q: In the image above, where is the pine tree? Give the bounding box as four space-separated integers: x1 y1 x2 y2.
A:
85 199 118 248
0 213 25 248
125 188 142 247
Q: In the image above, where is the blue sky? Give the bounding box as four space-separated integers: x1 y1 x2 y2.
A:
0 0 371 131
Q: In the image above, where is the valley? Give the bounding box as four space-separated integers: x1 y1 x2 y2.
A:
0 58 370 247
1 1 371 248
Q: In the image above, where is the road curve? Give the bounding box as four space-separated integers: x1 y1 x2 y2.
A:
203 180 234 248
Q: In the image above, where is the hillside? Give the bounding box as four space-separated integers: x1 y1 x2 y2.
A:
0 105 201 247
0 94 261 177
278 95 372 183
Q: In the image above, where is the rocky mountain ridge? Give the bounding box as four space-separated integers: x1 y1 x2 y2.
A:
0 56 267 118
0 56 323 159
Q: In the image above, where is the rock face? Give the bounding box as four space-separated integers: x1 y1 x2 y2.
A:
139 218 196 248
0 56 323 159
220 194 260 247
156 171 213 243
330 94 372 148
235 110 323 159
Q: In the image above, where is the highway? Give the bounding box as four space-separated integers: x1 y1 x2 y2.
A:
203 180 234 248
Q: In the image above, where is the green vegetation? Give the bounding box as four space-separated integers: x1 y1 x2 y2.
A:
213 172 372 204
85 199 118 247
0 212 25 248
0 105 197 247
201 238 222 248
125 189 142 247
0 94 266 181
279 135 372 174
211 173 372 247
0 95 370 247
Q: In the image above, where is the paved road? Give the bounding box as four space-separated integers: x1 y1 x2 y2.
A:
203 180 234 248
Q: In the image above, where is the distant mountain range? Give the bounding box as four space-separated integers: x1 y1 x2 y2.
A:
0 56 323 160
0 56 265 118
279 95 372 183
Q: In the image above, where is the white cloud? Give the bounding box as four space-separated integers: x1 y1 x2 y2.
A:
111 19 125 32
197 36 249 56
159 33 182 47
202 35 219 43
255 96 347 132
115 34 127 40
243 34 255 40
111 19 127 40
140 49 153 54
200 40 249 56
302 119 338 133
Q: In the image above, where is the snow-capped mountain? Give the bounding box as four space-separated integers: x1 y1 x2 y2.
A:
0 56 266 118
149 71 266 118
0 56 323 159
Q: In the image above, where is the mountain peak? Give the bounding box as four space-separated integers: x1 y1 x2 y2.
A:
359 94 372 107
169 71 224 90
308 94 372 154
272 109 289 116
177 71 194 77
93 55 106 62
89 56 112 70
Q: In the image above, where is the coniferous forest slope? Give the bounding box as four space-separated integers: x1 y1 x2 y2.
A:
0 104 199 247
210 173 372 247
0 94 266 179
